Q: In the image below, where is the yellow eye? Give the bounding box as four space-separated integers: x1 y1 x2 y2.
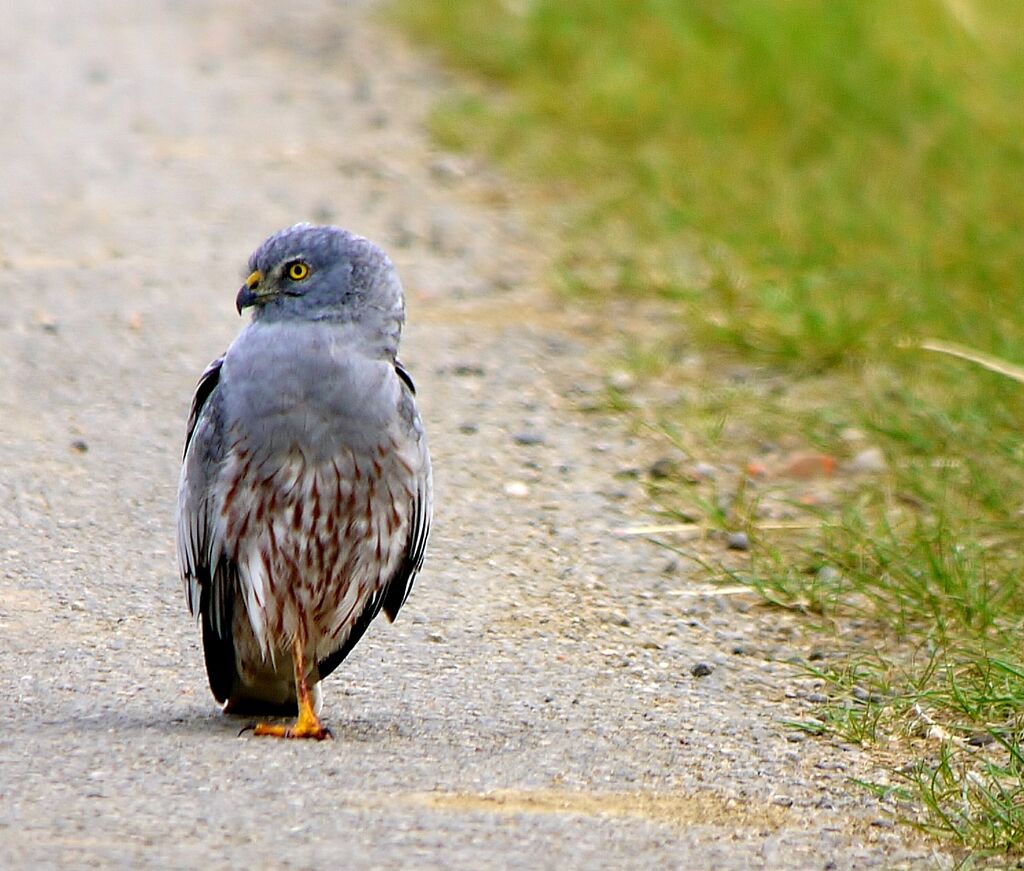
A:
286 261 310 281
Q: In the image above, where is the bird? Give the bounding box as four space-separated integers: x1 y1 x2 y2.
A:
176 223 432 740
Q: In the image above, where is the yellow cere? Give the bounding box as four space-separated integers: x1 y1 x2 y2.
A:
245 270 263 289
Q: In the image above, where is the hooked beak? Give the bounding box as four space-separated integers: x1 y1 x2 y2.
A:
235 270 264 315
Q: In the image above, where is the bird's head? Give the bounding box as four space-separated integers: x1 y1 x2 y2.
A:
236 224 405 347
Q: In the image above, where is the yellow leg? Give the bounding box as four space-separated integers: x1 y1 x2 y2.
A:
252 638 332 741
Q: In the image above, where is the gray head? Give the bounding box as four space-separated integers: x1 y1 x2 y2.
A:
236 223 405 352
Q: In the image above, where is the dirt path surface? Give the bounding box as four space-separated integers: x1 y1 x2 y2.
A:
0 2 954 868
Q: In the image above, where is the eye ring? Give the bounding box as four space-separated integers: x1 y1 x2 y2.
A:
286 261 310 281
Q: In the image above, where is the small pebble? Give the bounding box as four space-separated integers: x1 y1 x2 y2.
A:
816 566 841 585
690 461 717 481
71 439 89 454
726 532 750 551
504 481 530 498
771 795 794 807
459 423 478 435
514 432 545 446
806 692 828 704
967 732 996 747
608 370 634 391
744 460 768 478
430 156 469 183
648 457 676 479
690 662 714 678
848 446 887 474
780 452 836 479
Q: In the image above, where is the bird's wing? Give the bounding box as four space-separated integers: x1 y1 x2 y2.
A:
317 365 432 681
176 355 239 702
182 356 224 460
380 447 432 622
394 358 416 395
382 358 431 620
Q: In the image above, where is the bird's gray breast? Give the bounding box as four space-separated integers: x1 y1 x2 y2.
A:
220 321 400 462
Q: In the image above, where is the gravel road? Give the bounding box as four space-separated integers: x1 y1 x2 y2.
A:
0 2 954 867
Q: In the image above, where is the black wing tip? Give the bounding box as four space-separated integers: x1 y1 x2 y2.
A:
199 570 238 704
380 479 431 623
201 615 236 704
395 359 416 395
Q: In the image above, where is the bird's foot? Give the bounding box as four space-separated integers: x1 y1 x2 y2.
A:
250 719 332 740
245 698 332 740
239 637 332 740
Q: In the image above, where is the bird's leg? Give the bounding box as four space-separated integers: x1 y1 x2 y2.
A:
252 637 331 740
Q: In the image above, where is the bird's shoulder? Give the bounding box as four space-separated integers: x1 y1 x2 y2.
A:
183 355 225 459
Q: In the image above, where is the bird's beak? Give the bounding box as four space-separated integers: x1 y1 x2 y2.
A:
236 270 264 315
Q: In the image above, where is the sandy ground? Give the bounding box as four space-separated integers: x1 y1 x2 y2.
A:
0 2 956 868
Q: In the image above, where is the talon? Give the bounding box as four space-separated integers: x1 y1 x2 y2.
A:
238 722 256 737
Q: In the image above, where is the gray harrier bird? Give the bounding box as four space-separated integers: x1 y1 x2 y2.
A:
176 224 432 740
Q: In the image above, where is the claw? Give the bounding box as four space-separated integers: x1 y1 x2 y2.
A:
238 722 256 738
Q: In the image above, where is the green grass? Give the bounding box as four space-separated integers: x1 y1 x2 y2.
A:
396 0 1024 369
392 0 1024 856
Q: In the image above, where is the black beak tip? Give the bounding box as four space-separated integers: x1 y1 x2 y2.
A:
236 286 255 315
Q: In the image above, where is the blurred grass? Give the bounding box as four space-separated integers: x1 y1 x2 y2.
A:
396 0 1024 368
393 0 1024 854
